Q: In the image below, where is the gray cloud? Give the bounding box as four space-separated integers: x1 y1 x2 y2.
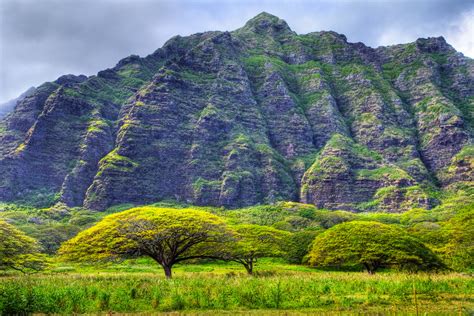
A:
1 0 473 103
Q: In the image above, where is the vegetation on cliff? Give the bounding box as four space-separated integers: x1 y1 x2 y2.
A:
0 12 472 313
0 13 471 212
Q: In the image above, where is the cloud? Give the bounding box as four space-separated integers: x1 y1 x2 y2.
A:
445 8 474 57
1 0 473 103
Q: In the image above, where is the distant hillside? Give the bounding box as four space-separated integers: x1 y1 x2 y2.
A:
0 87 36 118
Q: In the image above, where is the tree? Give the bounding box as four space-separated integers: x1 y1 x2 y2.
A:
440 207 474 271
308 221 443 274
59 207 232 278
283 229 320 263
0 220 46 272
24 223 81 255
224 224 290 274
313 210 356 229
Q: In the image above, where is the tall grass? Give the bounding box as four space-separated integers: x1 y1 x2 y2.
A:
0 272 472 314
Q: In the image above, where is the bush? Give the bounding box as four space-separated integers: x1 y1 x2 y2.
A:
309 221 444 273
283 230 321 263
313 210 356 228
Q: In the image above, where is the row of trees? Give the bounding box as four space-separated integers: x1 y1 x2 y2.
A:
1 207 446 278
58 208 290 278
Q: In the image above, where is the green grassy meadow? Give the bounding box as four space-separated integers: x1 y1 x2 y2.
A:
1 259 473 314
1 199 472 314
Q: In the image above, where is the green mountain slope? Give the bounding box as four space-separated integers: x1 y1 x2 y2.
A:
0 12 472 212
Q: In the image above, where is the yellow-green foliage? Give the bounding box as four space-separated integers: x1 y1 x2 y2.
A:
406 197 473 271
283 230 321 263
226 224 291 274
14 143 26 154
312 210 356 229
87 118 109 134
309 221 443 273
307 155 350 176
400 208 435 226
454 144 474 161
439 205 474 271
59 207 232 277
220 202 316 229
303 134 385 183
97 148 139 175
0 220 46 272
356 165 412 181
443 144 474 180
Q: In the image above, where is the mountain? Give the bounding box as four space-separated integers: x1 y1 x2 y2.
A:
0 12 472 212
0 87 36 119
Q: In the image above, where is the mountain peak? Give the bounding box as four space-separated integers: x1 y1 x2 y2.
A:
241 12 293 35
248 11 280 21
415 36 454 54
0 11 472 214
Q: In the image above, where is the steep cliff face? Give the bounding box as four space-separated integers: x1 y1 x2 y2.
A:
0 13 472 212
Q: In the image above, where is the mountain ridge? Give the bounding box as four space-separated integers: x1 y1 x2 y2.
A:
0 87 36 119
0 12 472 212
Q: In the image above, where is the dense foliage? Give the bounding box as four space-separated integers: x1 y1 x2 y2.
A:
224 224 291 274
309 221 443 273
1 195 473 273
0 220 46 272
59 207 232 278
0 202 104 255
283 230 320 263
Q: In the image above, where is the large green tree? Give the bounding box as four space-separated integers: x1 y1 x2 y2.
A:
406 201 473 271
224 224 290 274
59 207 232 278
0 220 46 272
309 221 443 274
283 229 320 264
440 206 474 271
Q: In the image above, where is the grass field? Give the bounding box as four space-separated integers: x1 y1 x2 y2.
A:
0 259 472 314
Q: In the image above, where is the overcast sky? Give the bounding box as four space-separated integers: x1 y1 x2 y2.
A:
1 0 473 103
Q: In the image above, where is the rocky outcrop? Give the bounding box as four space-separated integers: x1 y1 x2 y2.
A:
0 12 472 212
300 134 429 212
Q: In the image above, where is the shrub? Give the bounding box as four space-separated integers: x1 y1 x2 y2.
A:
309 221 444 273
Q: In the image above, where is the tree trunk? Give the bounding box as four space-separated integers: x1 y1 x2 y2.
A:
163 265 173 279
364 263 376 274
244 261 253 275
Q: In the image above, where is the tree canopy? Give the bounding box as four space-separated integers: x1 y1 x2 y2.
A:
224 224 290 274
59 207 232 278
440 206 474 271
283 229 320 264
308 221 443 274
0 220 46 272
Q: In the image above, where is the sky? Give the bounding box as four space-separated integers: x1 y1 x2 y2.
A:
1 0 473 103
